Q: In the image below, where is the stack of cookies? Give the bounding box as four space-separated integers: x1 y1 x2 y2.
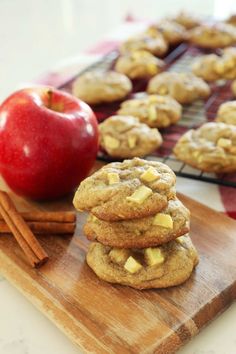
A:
73 158 198 289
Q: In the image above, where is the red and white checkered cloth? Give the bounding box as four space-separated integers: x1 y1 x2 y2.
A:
32 18 236 220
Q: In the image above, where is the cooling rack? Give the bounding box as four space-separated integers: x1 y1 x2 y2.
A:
59 44 236 187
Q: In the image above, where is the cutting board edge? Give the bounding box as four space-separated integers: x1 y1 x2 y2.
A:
173 300 235 354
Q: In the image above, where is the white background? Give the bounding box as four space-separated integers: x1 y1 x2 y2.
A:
0 0 236 353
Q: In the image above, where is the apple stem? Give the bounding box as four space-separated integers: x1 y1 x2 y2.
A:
47 89 53 109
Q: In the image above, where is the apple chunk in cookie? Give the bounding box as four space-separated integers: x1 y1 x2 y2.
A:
73 157 176 221
99 115 162 158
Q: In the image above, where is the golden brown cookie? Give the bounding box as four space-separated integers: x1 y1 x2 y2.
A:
73 158 176 221
225 14 236 26
188 23 236 49
169 11 201 30
214 47 236 79
86 235 198 289
72 71 132 105
118 94 182 128
191 54 221 82
152 20 186 45
216 101 236 125
99 115 162 158
193 47 236 81
84 198 190 248
120 29 168 57
232 80 236 96
147 72 210 104
114 50 164 79
173 122 236 173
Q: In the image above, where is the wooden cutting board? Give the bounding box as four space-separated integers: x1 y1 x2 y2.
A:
0 188 235 354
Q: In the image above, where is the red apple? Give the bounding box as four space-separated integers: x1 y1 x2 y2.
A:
0 86 99 200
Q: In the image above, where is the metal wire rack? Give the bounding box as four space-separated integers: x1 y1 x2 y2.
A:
59 45 236 188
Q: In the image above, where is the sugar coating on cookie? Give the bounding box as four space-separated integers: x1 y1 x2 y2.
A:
120 29 168 57
84 198 190 248
151 20 186 45
174 122 236 173
73 158 176 221
72 70 132 105
216 101 236 125
115 50 164 79
147 72 210 104
99 115 162 158
86 235 198 289
118 94 182 128
188 23 236 49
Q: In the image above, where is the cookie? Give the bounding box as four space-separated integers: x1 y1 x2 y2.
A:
147 72 210 104
99 115 162 158
214 47 236 79
152 20 186 45
193 47 236 81
216 101 236 125
173 122 236 173
191 54 221 82
84 198 190 248
120 29 168 57
72 71 132 105
225 14 236 26
232 80 236 96
169 11 201 30
73 158 176 221
86 235 198 289
118 94 182 128
188 23 236 49
114 50 164 79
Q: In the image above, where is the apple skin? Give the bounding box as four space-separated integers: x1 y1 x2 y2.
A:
0 86 99 200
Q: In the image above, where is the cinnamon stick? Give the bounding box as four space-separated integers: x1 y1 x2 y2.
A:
0 221 76 234
0 191 48 268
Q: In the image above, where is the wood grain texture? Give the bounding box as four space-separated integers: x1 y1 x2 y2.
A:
0 189 235 353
